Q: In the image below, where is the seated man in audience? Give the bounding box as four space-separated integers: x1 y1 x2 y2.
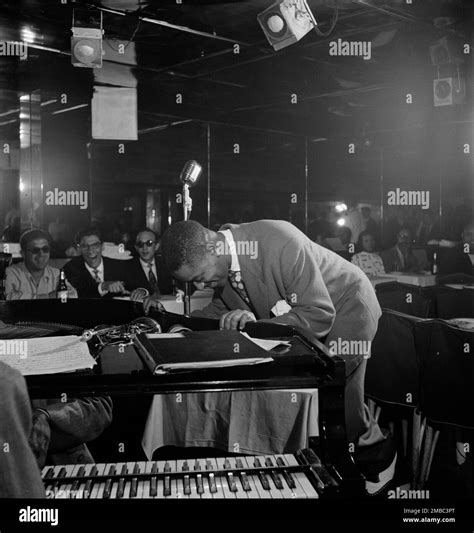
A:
5 229 77 300
64 227 128 298
380 227 420 273
0 320 113 471
123 228 173 300
351 231 385 277
145 219 396 494
0 361 45 498
437 221 474 276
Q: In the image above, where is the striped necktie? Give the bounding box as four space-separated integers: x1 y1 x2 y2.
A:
92 268 101 283
148 264 158 293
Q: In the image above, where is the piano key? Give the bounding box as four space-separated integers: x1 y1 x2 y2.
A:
264 456 295 498
226 457 253 498
81 464 98 499
241 457 271 499
176 460 191 499
103 464 117 499
275 457 297 489
128 462 142 498
200 474 214 499
205 460 222 498
56 464 77 498
89 463 107 499
70 465 86 497
115 463 128 498
282 454 319 498
143 461 157 499
212 458 235 498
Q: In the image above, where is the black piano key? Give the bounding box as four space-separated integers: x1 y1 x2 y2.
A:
223 459 231 470
133 463 141 475
194 460 202 471
84 466 97 498
208 473 217 493
164 462 171 473
103 465 116 499
205 460 213 471
183 474 191 495
117 465 128 498
275 457 296 489
240 472 251 492
258 472 271 491
44 467 55 479
163 476 171 497
265 458 284 489
182 461 189 472
196 474 204 494
130 477 138 498
226 472 238 492
71 466 86 495
149 475 158 497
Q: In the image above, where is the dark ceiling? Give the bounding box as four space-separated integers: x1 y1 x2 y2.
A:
0 0 472 205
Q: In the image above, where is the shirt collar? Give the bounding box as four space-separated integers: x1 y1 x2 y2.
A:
84 260 103 274
139 257 155 270
219 229 240 272
19 262 52 281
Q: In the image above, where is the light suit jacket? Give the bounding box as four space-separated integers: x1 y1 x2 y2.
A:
193 220 381 340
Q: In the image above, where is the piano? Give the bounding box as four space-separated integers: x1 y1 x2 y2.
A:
0 299 365 498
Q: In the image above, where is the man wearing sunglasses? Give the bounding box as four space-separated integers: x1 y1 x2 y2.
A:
64 227 129 299
123 228 173 301
4 229 77 300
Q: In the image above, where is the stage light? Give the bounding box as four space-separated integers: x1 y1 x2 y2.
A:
21 26 36 44
71 9 103 68
335 203 347 213
337 218 345 227
257 0 316 51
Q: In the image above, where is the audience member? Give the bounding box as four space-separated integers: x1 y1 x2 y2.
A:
64 227 128 298
380 227 420 273
4 229 77 300
351 231 385 277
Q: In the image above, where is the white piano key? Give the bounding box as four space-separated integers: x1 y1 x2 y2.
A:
55 464 76 498
263 456 294 499
132 461 146 499
206 458 226 498
75 463 96 499
225 457 250 499
282 454 319 498
176 459 191 499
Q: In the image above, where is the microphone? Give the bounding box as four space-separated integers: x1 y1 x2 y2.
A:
180 160 202 186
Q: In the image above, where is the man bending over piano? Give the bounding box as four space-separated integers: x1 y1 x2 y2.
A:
145 219 396 495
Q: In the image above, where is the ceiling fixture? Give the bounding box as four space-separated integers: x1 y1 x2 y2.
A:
71 8 104 68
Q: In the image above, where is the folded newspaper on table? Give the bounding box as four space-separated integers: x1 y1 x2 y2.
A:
134 330 291 374
0 335 96 376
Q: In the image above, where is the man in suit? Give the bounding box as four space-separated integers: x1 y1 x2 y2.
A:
0 361 45 497
123 228 173 300
437 221 474 276
146 219 395 494
64 227 128 298
380 227 421 273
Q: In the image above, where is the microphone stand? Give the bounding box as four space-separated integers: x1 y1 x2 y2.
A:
182 183 192 316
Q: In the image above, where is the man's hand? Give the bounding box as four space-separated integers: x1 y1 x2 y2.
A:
130 288 150 302
143 295 166 315
28 409 51 469
219 310 256 331
102 281 128 294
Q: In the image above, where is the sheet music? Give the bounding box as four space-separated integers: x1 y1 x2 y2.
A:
0 335 96 376
241 332 292 352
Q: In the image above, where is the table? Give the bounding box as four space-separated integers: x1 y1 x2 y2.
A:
370 272 436 287
114 290 213 314
142 388 319 459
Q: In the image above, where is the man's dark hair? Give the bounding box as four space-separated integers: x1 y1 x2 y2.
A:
75 226 102 244
135 227 158 242
20 229 51 251
161 221 208 272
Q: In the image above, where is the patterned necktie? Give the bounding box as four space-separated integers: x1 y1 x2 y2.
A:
92 268 101 283
228 270 250 305
148 264 158 293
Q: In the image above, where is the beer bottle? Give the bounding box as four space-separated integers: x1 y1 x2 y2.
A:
57 270 68 302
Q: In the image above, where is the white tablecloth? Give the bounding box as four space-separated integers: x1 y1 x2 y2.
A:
142 389 319 460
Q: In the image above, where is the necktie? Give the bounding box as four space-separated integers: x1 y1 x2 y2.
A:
228 270 250 305
148 264 158 293
92 268 101 283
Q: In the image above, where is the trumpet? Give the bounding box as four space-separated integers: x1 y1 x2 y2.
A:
82 317 162 347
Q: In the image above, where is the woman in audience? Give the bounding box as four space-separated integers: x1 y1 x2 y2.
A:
351 230 385 277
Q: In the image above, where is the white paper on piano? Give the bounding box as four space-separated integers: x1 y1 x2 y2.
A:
240 332 292 352
0 335 96 376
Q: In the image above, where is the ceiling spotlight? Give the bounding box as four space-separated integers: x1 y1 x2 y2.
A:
335 203 347 213
71 9 103 68
336 218 345 227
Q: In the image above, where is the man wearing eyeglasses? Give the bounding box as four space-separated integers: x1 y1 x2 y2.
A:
123 228 173 301
4 229 77 300
64 227 128 298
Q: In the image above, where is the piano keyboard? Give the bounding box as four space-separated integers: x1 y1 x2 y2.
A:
42 452 335 499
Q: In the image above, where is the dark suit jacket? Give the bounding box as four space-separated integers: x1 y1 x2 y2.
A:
438 245 473 276
122 255 173 295
63 256 126 298
380 245 420 273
